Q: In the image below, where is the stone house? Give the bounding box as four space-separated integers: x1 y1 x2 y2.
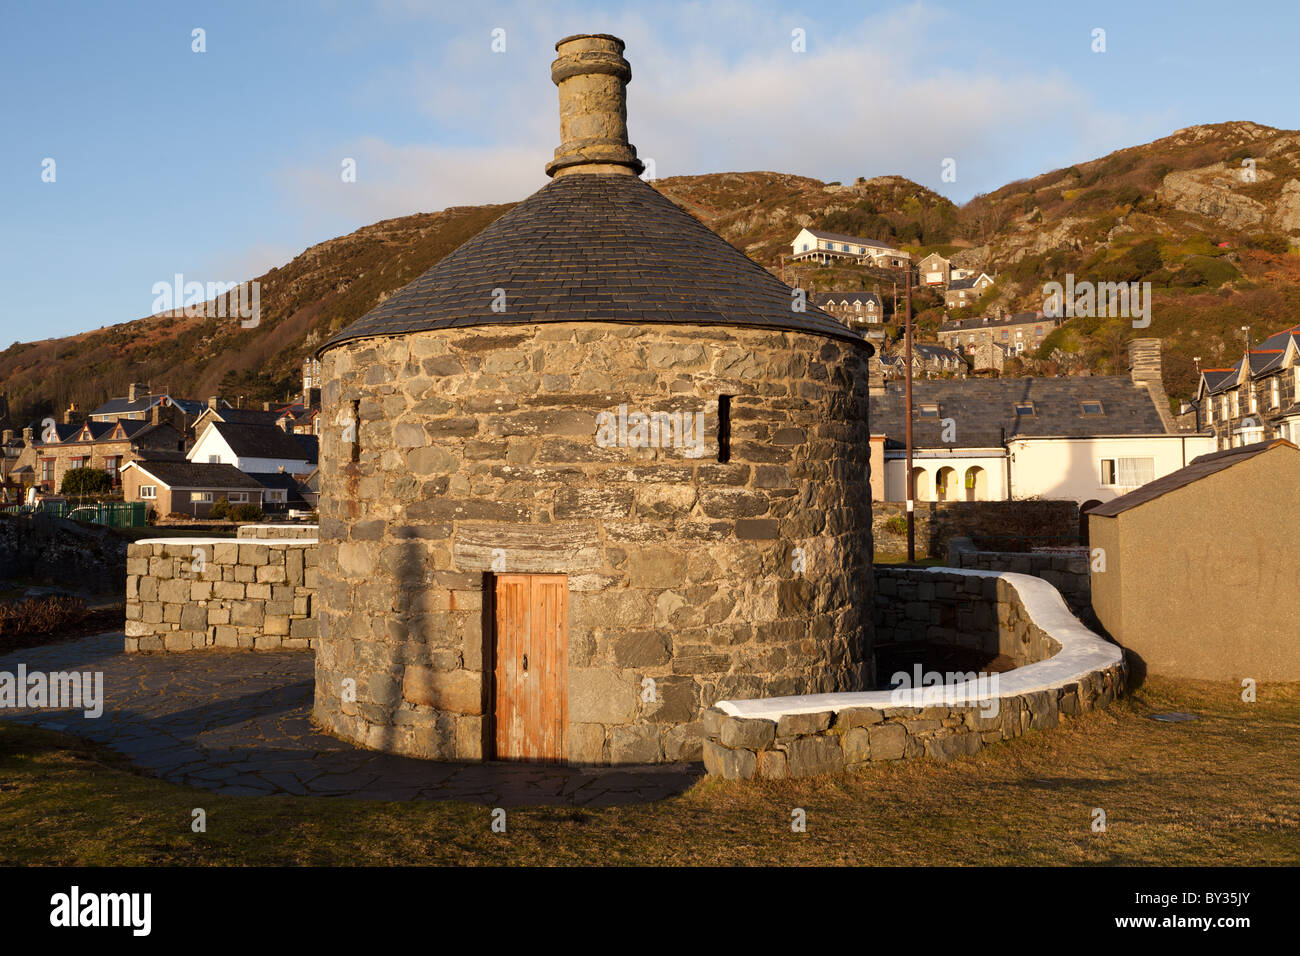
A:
917 252 951 287
938 310 1057 356
880 343 967 379
15 416 186 492
1195 322 1300 449
312 34 875 767
970 339 1011 374
810 291 883 326
1087 439 1299 680
119 459 267 518
869 340 1213 505
942 273 995 310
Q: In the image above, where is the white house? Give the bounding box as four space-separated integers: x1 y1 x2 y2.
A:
869 342 1214 507
789 228 910 268
187 421 317 474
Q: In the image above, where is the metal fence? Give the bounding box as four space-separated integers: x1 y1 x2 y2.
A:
0 500 146 528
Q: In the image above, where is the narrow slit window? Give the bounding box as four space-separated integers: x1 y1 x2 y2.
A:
717 395 732 463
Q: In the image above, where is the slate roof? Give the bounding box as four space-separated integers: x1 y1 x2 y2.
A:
1201 323 1300 395
126 460 263 489
1087 439 1298 517
89 394 206 419
947 276 979 291
209 422 318 463
247 472 311 508
941 312 1046 333
211 408 289 426
801 228 897 249
870 377 1170 447
812 291 882 309
322 174 868 352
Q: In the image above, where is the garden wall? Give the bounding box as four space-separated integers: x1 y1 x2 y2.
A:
236 524 320 540
946 537 1093 621
124 537 319 652
702 566 1125 780
873 500 1079 558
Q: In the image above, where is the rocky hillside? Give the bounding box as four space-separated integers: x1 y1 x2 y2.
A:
3 121 1299 420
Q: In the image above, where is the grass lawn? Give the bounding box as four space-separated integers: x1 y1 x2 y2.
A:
0 676 1296 866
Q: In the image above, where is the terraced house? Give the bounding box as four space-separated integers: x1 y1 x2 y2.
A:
14 416 185 492
810 290 883 326
938 311 1059 356
1196 322 1300 448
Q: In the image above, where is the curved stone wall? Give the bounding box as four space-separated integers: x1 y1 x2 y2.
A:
702 567 1125 779
314 322 873 763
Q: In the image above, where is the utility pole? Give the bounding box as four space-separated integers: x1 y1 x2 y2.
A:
904 263 915 563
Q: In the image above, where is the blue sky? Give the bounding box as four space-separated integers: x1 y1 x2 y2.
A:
2 0 1296 343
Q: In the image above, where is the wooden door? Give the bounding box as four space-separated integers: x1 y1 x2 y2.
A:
494 574 568 762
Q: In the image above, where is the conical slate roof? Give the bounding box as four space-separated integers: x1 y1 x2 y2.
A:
320 173 868 353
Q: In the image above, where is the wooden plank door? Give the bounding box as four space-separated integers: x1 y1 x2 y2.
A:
494 574 568 762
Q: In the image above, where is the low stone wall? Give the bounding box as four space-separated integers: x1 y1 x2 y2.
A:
125 537 319 652
236 523 320 540
946 537 1092 622
873 500 1079 559
872 565 1055 666
702 567 1124 779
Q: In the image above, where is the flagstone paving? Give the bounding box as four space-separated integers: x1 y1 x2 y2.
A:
0 632 702 805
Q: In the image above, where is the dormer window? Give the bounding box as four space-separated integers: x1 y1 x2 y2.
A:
1080 400 1105 416
1014 401 1036 417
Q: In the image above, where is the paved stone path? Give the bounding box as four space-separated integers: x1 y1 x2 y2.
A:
0 633 702 805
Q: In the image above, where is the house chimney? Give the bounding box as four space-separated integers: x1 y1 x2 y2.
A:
207 396 219 411
2 429 12 445
22 427 33 446
1128 338 1162 384
868 355 885 395
63 402 78 424
128 383 147 403
545 34 644 179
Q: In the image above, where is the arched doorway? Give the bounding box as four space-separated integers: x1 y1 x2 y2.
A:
964 465 987 501
910 466 930 502
935 466 957 502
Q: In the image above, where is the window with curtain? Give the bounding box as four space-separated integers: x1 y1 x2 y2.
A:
1117 457 1155 486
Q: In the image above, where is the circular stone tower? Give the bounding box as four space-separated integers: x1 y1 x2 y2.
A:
313 34 875 764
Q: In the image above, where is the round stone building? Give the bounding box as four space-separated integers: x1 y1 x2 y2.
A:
312 34 875 764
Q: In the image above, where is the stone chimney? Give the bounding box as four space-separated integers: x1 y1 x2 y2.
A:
128 383 148 403
208 396 220 411
63 402 78 424
1129 338 1177 433
2 429 12 445
22 426 33 446
868 355 886 395
545 34 644 179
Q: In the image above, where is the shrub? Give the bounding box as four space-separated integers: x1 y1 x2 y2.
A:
1172 256 1240 288
0 595 88 637
883 514 908 535
233 503 265 521
60 467 112 496
208 497 233 520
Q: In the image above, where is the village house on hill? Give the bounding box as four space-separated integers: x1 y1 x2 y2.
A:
789 227 910 268
942 272 995 310
938 310 1059 357
1195 322 1300 448
868 339 1212 506
810 290 883 326
13 413 186 493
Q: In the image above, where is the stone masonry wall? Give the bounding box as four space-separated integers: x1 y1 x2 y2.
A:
124 538 318 652
946 537 1093 623
873 499 1079 558
315 322 874 764
237 524 320 540
702 567 1125 780
872 566 1055 666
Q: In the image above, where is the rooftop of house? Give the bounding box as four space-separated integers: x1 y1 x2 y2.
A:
89 393 208 419
32 419 180 447
1201 323 1300 395
126 459 265 489
1087 439 1299 517
798 228 898 249
870 377 1171 448
811 291 882 307
205 422 318 462
941 311 1048 332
